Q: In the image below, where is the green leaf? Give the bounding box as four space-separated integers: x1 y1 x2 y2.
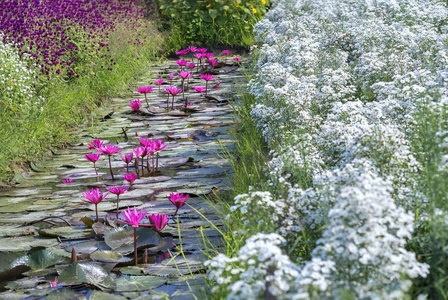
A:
115 276 166 292
58 262 115 290
90 251 131 263
11 250 64 271
208 9 218 19
104 227 160 254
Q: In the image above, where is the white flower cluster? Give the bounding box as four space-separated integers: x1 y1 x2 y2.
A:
205 233 301 299
207 0 448 297
0 34 44 115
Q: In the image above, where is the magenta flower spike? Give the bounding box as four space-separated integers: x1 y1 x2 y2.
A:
176 60 188 71
119 152 134 173
200 74 215 96
153 140 167 174
137 86 154 108
154 79 164 92
168 86 182 110
176 49 189 56
168 192 189 219
130 99 142 112
208 59 218 69
132 146 145 178
62 178 74 184
98 144 122 181
222 49 230 63
82 188 109 222
49 277 58 288
88 139 103 150
124 173 137 187
178 71 192 103
193 86 206 94
119 206 148 265
148 214 168 232
107 186 129 217
85 153 101 175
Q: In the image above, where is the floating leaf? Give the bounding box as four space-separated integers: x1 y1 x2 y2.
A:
46 288 86 300
64 240 110 254
0 236 58 252
104 227 160 255
58 262 115 290
90 251 131 263
90 290 126 300
92 223 113 235
115 276 166 292
11 250 64 271
38 226 93 239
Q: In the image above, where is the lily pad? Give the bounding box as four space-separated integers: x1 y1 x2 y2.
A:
92 223 113 235
39 226 93 239
90 251 131 263
0 236 58 252
115 276 166 292
58 262 115 290
46 288 87 300
104 227 160 254
11 250 64 271
90 290 127 300
65 240 111 254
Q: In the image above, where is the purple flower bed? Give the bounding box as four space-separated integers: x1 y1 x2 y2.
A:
0 0 151 78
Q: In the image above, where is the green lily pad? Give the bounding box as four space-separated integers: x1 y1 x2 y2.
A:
90 251 131 263
90 290 127 300
11 250 64 271
104 227 160 254
0 236 58 252
115 276 166 292
39 226 93 239
92 223 113 235
46 288 87 300
65 240 110 254
58 262 115 290
0 252 26 273
119 266 144 275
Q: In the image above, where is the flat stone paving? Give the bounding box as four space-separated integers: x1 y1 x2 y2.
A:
0 56 246 299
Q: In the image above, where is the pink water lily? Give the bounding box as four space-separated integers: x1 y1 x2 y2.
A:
203 53 214 59
49 277 58 288
133 146 148 176
119 206 148 265
88 139 103 150
168 192 189 219
82 188 109 222
107 186 129 217
200 74 215 96
165 86 182 110
234 57 242 64
124 172 137 187
148 214 168 232
188 62 195 69
98 144 122 181
137 86 153 108
119 152 134 173
178 71 192 104
140 138 156 172
214 80 222 89
208 59 218 69
194 86 206 93
130 99 142 112
197 48 207 53
176 49 188 56
222 50 230 63
153 139 167 174
194 53 203 70
62 178 74 184
154 79 164 92
188 46 197 53
85 153 101 175
176 59 188 71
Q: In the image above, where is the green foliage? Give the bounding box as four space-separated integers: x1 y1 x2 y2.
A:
0 21 163 184
158 0 269 50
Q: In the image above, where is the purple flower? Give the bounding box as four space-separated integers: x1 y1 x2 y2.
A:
130 99 142 112
62 178 74 184
98 144 122 155
168 192 189 209
88 139 103 149
120 206 147 228
194 86 206 93
148 214 168 232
